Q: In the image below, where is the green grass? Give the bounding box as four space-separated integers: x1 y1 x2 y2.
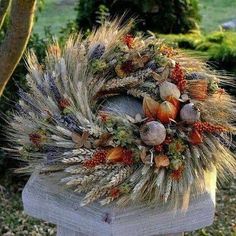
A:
199 0 236 32
34 0 77 35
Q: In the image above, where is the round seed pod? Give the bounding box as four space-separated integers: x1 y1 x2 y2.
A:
180 103 200 124
159 81 181 100
140 121 166 146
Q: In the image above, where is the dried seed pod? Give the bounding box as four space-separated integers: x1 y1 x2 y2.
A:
180 103 200 124
143 96 160 119
140 121 166 146
159 81 181 100
156 101 177 124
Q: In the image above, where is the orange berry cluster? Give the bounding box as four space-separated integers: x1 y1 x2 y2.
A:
193 121 226 133
171 63 187 92
123 34 134 49
154 136 172 153
84 150 107 168
122 149 133 165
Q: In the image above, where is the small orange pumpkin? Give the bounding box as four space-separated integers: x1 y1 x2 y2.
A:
156 101 177 124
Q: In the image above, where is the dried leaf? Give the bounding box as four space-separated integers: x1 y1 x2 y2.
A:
115 64 127 78
107 146 124 162
72 131 90 148
140 146 148 164
154 155 170 168
143 96 160 119
95 133 113 147
133 55 150 68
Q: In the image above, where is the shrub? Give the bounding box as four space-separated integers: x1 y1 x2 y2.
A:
75 0 201 34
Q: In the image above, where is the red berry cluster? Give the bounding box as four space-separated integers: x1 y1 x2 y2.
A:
84 150 107 168
29 133 42 147
123 34 134 49
193 121 226 133
154 136 172 153
171 63 186 92
121 60 134 74
109 187 121 198
122 149 133 165
59 98 71 110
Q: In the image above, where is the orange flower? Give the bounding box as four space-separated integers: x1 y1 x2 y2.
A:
155 155 170 168
123 34 134 48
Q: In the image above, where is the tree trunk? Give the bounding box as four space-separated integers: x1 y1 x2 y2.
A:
0 0 11 29
0 0 36 96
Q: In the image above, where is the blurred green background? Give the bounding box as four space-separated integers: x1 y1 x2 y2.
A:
0 0 236 235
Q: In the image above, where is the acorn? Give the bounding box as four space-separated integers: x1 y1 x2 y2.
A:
180 103 200 124
140 121 166 146
156 101 177 124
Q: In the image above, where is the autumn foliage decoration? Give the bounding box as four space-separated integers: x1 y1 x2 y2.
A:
7 20 236 209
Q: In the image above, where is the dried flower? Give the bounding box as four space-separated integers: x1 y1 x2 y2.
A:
171 165 184 181
59 98 71 110
109 187 121 198
155 155 170 168
159 45 175 57
120 60 134 74
123 34 134 49
169 139 186 154
29 130 47 147
187 80 208 100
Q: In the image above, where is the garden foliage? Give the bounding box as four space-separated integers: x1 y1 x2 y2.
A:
75 0 201 34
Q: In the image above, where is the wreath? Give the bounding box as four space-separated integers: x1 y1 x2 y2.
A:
8 20 236 208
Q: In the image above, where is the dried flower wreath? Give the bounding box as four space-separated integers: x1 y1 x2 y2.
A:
7 19 236 208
